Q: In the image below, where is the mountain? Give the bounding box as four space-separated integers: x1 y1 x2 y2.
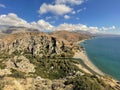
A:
0 29 119 90
0 26 39 34
50 30 90 42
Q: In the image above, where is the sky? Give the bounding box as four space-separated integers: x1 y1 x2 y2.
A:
0 0 120 34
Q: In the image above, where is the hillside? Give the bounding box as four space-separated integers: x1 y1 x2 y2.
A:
0 31 119 90
0 32 75 58
50 31 90 42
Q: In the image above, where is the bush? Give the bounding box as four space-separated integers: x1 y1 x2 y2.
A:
65 75 115 90
28 57 82 80
0 60 6 69
10 68 25 78
65 77 97 89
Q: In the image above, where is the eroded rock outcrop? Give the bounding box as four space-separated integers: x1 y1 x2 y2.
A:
0 32 74 58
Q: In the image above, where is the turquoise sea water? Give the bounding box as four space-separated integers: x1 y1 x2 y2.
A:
81 36 120 81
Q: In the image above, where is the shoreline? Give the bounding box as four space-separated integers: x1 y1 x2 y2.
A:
74 39 120 88
74 39 104 76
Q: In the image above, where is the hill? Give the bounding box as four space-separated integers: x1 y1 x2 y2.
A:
0 30 118 90
50 30 90 42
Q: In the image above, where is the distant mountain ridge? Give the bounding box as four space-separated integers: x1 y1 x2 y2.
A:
0 25 93 35
0 25 39 34
50 30 90 42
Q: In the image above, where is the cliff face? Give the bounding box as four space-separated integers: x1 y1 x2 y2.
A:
0 32 74 58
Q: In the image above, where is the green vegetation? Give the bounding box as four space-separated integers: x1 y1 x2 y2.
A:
10 68 26 78
79 37 84 41
0 84 3 90
65 75 115 90
12 50 22 56
0 50 116 90
0 60 6 69
0 52 11 60
16 59 22 63
30 58 81 80
25 55 82 79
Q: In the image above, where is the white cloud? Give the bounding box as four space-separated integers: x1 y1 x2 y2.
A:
77 9 82 13
55 0 84 5
100 26 116 31
64 15 70 19
39 3 72 15
0 13 117 34
72 11 76 14
55 23 99 33
77 7 86 13
0 13 54 32
0 3 6 8
30 20 54 31
45 16 52 20
0 13 99 33
0 13 30 27
88 27 99 33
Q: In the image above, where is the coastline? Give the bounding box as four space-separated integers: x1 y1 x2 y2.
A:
74 39 120 89
74 39 104 76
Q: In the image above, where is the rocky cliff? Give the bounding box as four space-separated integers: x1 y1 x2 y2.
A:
0 32 75 58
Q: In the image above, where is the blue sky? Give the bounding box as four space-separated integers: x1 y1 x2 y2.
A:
0 0 120 34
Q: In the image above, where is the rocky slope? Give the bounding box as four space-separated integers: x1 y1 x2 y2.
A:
0 32 75 58
50 30 90 43
0 31 119 90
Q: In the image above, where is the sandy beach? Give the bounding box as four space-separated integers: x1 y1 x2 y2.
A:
74 40 104 76
74 40 120 89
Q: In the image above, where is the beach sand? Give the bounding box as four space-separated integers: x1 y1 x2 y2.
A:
74 40 104 76
73 51 104 76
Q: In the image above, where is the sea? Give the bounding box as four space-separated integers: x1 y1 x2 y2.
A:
80 36 120 81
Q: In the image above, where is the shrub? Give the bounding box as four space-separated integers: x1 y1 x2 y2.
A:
10 68 25 78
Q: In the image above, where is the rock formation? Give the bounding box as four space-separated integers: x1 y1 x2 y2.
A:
0 32 74 58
